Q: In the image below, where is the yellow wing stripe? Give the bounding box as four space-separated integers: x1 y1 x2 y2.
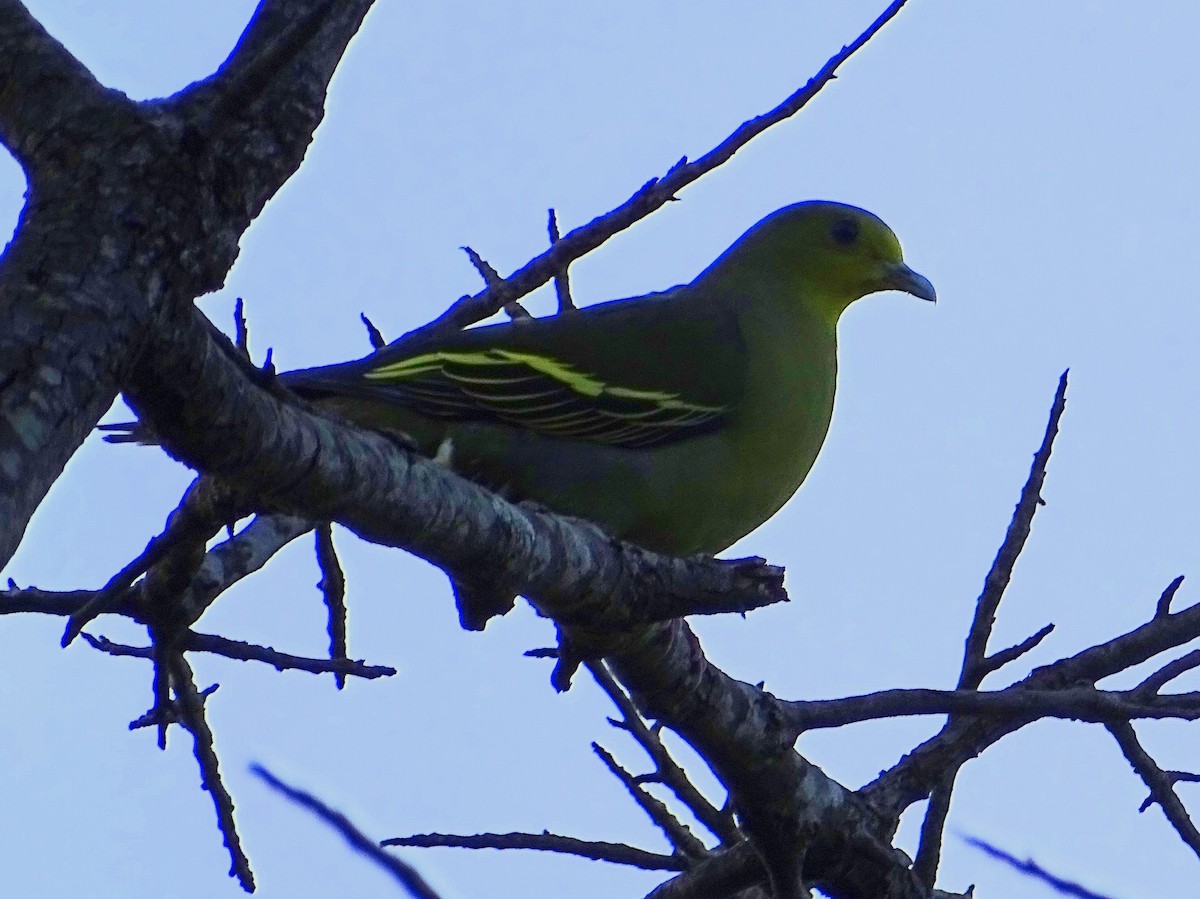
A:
365 348 723 413
361 346 727 448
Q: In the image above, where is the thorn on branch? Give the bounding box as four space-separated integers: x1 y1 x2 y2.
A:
1156 575 1185 620
1139 771 1200 812
233 297 250 360
462 245 529 319
361 313 386 349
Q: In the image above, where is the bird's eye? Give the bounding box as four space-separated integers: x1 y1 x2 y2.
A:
830 219 859 246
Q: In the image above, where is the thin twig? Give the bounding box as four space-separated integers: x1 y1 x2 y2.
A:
404 0 913 341
62 478 246 646
361 312 386 348
80 631 396 680
252 765 444 899
588 661 738 843
980 622 1055 676
174 656 255 892
914 372 1069 890
593 742 709 859
462 245 530 320
963 834 1117 899
547 208 574 312
961 370 1068 689
1107 721 1200 859
315 524 349 689
382 831 686 871
1139 771 1200 812
1156 575 1185 619
233 297 251 360
1138 647 1200 696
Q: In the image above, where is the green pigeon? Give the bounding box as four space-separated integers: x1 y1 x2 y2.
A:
280 201 935 627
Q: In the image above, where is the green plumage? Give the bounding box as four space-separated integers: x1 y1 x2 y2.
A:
285 201 935 567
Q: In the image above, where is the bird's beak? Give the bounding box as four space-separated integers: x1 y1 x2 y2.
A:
884 262 937 303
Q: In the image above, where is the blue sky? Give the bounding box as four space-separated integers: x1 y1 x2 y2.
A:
3 2 1199 897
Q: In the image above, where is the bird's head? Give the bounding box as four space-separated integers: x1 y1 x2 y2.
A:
699 200 936 324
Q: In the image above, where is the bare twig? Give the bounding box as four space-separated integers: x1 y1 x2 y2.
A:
913 371 1068 890
547 208 575 312
315 524 349 689
786 685 1200 730
980 622 1055 674
252 765 443 899
1107 721 1200 859
1156 575 1186 619
961 370 1068 689
588 661 738 844
404 0 913 341
593 742 709 860
1139 771 1200 812
865 585 1200 818
174 656 255 892
1137 647 1200 696
462 245 530 320
361 312 386 348
382 831 686 871
233 297 251 360
963 834 1117 899
62 478 248 646
80 631 396 680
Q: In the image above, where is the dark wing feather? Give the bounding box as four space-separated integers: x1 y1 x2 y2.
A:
362 347 728 449
286 288 747 450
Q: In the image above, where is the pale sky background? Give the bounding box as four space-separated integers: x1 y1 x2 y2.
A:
2 2 1199 897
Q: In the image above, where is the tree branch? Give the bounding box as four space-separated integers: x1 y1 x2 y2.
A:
401 0 913 340
382 830 686 872
253 764 444 899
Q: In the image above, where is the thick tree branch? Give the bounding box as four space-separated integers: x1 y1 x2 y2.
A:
607 620 930 899
120 307 787 630
0 0 373 569
0 0 107 171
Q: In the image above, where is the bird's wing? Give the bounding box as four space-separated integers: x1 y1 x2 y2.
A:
292 289 748 450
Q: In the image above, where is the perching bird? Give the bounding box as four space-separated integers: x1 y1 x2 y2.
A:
277 201 935 626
